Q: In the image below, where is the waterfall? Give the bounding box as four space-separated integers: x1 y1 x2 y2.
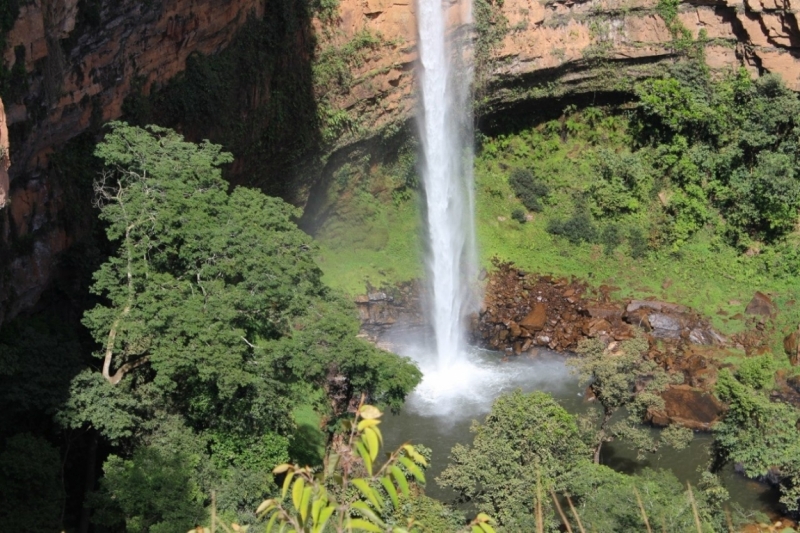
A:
417 0 476 371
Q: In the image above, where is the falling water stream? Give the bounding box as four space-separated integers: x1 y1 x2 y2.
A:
414 0 482 412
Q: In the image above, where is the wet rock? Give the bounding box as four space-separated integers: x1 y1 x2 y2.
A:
745 291 776 317
647 385 725 431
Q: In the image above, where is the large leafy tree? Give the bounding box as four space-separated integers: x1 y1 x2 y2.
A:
64 123 420 528
437 391 590 530
714 365 800 511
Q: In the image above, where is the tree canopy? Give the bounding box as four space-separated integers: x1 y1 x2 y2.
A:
63 122 421 528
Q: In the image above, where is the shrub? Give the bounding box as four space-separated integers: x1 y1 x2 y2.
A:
510 208 527 223
599 225 620 255
547 210 597 245
628 227 649 258
509 168 549 212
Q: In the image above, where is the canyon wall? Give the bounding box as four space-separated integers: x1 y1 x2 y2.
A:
1 0 800 323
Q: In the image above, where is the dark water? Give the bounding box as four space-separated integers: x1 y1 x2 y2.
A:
381 347 779 514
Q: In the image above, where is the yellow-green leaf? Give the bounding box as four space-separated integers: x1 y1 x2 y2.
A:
273 463 292 475
299 486 312 523
347 518 383 532
356 441 373 476
478 523 496 533
402 445 426 466
311 498 324 524
352 478 383 510
363 427 379 462
281 470 294 500
256 498 276 515
471 526 483 533
390 466 409 496
399 456 425 484
380 476 399 509
314 505 335 533
476 513 492 523
359 405 382 420
357 418 380 432
292 477 305 510
266 512 279 533
352 501 385 526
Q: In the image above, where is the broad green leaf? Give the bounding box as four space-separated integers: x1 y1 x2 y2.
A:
471 526 483 533
357 441 373 476
399 456 425 484
390 466 409 496
380 475 399 509
347 518 382 532
292 477 305 510
299 486 312 523
311 498 324 524
357 418 380 432
352 478 383 510
351 501 385 526
273 463 292 474
266 511 279 533
256 498 276 515
364 427 379 462
282 471 295 500
402 445 426 466
478 523 496 533
314 504 335 533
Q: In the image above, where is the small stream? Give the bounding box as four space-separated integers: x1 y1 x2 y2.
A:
381 343 778 514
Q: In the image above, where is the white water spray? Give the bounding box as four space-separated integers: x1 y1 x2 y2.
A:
412 0 480 407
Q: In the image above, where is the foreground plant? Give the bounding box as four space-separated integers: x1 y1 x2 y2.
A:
197 403 496 533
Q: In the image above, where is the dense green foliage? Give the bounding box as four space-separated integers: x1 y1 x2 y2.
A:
571 336 692 462
0 433 65 533
714 367 800 511
53 123 421 529
438 391 590 529
508 168 549 213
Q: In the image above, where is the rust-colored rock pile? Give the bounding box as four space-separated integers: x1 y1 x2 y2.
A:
470 262 630 353
470 262 727 357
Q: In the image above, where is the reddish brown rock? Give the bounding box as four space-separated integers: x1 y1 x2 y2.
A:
647 385 725 431
520 303 548 332
745 291 776 317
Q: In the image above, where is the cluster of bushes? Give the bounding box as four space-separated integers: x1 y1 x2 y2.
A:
509 168 550 213
503 61 800 259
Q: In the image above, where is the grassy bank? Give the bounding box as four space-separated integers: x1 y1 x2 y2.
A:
314 107 800 354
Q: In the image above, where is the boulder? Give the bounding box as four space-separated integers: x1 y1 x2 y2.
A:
647 385 725 431
627 300 689 315
649 313 682 339
745 291 776 317
520 303 548 332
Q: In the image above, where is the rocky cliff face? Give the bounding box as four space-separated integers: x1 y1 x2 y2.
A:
2 0 800 323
